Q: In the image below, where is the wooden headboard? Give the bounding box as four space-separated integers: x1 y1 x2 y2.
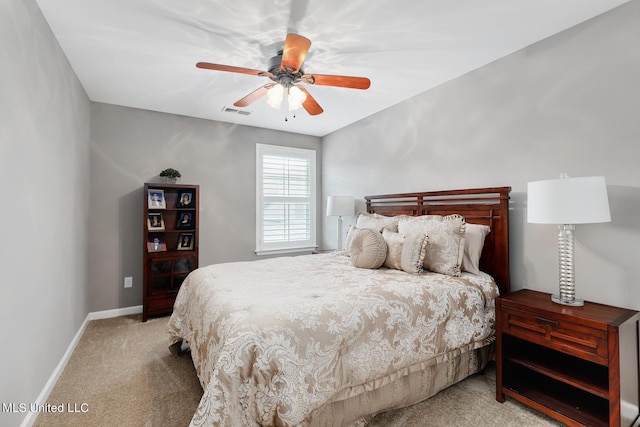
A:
366 187 511 296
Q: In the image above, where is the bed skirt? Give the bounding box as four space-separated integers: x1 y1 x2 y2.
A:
304 337 495 427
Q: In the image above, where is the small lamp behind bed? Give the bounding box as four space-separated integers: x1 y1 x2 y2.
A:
326 196 354 251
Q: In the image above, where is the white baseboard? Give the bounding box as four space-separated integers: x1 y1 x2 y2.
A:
19 305 143 427
88 305 142 320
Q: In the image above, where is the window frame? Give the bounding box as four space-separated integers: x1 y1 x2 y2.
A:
255 143 317 255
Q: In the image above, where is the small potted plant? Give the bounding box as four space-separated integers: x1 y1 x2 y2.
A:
159 168 181 184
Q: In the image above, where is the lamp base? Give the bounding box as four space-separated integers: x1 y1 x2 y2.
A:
551 294 584 306
336 216 343 252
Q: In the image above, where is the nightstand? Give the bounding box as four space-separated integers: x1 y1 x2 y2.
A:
496 289 640 427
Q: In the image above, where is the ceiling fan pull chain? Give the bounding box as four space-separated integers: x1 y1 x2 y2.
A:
284 88 289 121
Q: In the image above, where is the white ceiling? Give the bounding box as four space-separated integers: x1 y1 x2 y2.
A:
35 0 629 137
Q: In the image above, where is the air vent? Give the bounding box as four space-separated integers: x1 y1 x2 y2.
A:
222 107 250 116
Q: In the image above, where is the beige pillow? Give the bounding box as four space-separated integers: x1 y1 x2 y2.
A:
348 227 387 269
462 223 491 275
355 212 399 233
382 229 429 274
344 225 356 257
398 214 466 276
382 230 404 270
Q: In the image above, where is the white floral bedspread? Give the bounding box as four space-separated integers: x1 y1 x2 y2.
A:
168 252 498 427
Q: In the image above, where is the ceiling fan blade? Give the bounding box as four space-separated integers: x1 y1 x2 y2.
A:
301 74 370 90
297 86 323 116
233 84 274 107
281 34 311 74
196 62 273 79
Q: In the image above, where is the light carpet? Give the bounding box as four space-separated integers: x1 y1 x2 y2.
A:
34 315 562 426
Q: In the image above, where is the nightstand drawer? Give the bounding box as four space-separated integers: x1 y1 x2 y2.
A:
501 307 608 365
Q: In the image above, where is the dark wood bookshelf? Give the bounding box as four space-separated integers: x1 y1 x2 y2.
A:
143 183 199 321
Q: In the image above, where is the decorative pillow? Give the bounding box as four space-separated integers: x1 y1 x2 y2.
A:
344 225 356 257
355 212 399 233
348 227 387 269
382 229 429 274
462 223 491 275
382 230 404 270
398 214 466 276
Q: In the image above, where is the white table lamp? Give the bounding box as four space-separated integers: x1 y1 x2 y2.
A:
527 174 611 306
326 196 354 251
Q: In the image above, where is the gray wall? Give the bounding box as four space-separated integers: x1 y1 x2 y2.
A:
89 103 322 311
322 0 640 309
0 0 91 425
2 0 638 423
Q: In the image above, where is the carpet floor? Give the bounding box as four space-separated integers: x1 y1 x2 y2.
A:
34 315 562 427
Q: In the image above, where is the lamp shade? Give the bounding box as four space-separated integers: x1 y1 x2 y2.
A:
267 84 284 109
287 86 307 111
527 176 611 224
326 196 354 217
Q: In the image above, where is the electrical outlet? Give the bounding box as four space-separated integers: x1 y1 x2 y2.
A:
124 276 133 288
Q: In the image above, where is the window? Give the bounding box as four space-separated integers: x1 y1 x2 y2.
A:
256 144 316 255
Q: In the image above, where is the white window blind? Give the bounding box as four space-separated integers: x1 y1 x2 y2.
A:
256 144 316 254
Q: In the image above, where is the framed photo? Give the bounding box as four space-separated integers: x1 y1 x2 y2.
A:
177 233 194 251
147 235 167 252
148 189 166 209
177 212 193 229
177 191 195 208
147 213 165 231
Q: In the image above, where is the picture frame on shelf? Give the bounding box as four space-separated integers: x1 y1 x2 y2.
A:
147 213 165 231
147 234 167 252
177 233 194 250
177 212 193 229
148 189 166 209
177 191 195 208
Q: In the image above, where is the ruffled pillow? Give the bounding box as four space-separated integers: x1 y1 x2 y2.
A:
398 214 466 276
382 229 429 274
347 227 387 269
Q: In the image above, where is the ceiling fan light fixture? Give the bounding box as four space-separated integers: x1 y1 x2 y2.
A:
287 85 307 111
266 84 285 109
266 83 307 112
197 33 370 117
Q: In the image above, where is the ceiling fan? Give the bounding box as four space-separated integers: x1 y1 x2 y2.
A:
196 34 371 117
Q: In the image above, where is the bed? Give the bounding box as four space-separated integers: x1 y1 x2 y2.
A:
168 187 511 427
